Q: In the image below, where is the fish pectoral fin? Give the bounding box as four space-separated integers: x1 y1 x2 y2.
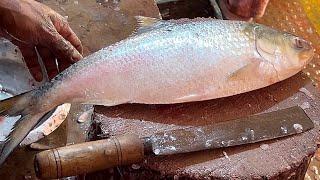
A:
82 100 127 107
175 94 202 102
228 60 261 81
133 16 173 35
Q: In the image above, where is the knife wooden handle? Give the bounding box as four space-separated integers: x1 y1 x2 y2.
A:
34 134 144 179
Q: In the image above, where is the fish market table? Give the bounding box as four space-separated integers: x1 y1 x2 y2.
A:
93 73 320 179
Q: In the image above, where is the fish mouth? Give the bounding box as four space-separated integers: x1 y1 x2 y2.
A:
300 50 315 67
297 39 315 66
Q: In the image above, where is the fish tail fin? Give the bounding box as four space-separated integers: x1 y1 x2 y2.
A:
0 91 48 165
0 91 33 117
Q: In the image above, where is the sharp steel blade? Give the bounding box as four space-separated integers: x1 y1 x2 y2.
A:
149 106 314 155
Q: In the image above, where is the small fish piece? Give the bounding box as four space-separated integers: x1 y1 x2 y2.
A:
299 101 310 110
260 144 269 150
20 103 71 146
299 87 315 100
223 151 230 160
77 107 94 123
0 17 314 165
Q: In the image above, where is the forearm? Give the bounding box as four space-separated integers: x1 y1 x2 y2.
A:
0 0 21 6
0 0 83 69
0 29 3 37
0 1 11 37
0 0 40 41
0 0 38 29
0 0 21 32
0 0 22 17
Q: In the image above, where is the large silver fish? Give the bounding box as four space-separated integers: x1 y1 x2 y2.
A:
0 17 314 164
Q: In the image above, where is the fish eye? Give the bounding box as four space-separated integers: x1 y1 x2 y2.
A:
294 38 304 49
290 37 306 50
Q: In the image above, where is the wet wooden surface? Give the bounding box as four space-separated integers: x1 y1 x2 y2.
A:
157 0 215 20
94 73 320 179
40 0 160 56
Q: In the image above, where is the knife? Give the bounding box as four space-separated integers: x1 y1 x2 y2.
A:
34 106 314 179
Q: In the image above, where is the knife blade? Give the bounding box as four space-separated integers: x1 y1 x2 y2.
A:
147 106 314 155
34 106 313 179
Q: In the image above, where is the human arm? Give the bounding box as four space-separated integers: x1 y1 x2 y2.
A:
218 0 270 21
0 0 83 80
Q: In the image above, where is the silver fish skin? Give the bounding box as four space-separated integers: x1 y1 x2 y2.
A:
0 17 314 165
44 17 313 107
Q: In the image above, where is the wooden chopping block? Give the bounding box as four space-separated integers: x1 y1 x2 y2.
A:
93 73 320 179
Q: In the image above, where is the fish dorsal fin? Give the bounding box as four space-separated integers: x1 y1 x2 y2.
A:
133 16 173 35
136 16 161 27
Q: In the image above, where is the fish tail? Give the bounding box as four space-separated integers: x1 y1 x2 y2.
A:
0 91 48 165
0 91 32 116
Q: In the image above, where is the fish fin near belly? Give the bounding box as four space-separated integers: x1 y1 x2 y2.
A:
228 59 279 85
174 94 204 102
83 100 129 107
228 60 261 81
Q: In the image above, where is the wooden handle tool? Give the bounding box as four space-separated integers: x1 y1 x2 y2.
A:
34 134 145 179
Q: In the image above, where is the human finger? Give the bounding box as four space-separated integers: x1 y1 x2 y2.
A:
50 14 83 56
19 46 43 82
37 46 58 79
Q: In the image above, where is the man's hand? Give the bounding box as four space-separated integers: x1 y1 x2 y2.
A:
0 0 83 81
218 0 270 21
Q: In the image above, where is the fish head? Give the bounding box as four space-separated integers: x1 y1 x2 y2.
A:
254 24 314 78
280 33 314 66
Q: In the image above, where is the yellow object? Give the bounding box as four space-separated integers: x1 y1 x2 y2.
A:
300 0 320 36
